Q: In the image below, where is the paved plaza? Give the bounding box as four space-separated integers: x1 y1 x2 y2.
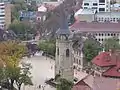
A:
21 55 56 90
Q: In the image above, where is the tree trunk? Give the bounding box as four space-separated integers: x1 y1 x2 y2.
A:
10 79 14 90
18 86 21 90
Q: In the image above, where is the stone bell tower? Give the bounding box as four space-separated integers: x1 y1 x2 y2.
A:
55 6 74 81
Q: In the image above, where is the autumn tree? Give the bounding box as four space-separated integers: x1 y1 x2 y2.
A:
0 41 29 90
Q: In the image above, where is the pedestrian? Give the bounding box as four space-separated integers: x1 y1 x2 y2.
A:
51 66 53 69
38 85 41 89
42 85 45 90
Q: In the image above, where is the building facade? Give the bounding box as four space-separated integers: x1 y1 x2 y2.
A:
70 22 120 44
0 3 11 29
95 12 120 23
82 0 110 12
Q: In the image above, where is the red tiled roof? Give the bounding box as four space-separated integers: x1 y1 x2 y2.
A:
73 75 120 90
72 81 91 90
70 22 120 32
103 60 120 77
93 76 120 90
91 52 116 67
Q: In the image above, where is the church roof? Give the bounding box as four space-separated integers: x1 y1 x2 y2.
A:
56 5 70 35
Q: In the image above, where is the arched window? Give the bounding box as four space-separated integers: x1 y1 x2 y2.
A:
66 49 69 57
57 48 59 55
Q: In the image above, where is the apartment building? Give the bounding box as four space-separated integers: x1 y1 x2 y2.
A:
82 0 110 12
0 3 5 29
0 3 11 29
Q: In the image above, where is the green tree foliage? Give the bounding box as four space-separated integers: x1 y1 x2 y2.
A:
39 40 56 56
83 39 102 62
11 0 27 21
15 63 33 90
57 78 73 90
9 20 34 40
103 37 120 51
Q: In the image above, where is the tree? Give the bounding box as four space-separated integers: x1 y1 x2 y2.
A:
15 63 33 90
103 37 120 51
0 41 27 90
9 20 34 40
83 39 102 62
57 78 73 90
39 40 56 56
11 0 27 21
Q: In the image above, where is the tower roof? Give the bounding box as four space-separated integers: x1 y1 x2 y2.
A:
56 5 70 35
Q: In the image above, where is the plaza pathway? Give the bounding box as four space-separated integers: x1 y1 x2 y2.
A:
21 55 56 90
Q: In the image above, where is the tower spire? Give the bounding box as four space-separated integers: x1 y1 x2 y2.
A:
56 5 70 35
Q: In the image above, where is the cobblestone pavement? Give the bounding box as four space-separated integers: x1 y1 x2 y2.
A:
21 55 56 90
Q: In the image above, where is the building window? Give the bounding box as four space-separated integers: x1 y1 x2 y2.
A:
101 33 104 36
111 33 113 36
113 18 115 22
93 3 97 6
0 15 4 17
99 33 101 36
57 48 59 55
99 39 101 41
66 49 69 57
92 7 97 9
79 60 81 65
99 0 105 3
99 8 105 11
74 58 75 63
84 3 89 6
101 39 103 41
108 33 110 36
113 33 116 36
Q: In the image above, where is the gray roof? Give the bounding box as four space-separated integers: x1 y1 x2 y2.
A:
56 5 70 35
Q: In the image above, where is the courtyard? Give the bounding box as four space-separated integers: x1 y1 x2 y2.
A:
21 55 56 90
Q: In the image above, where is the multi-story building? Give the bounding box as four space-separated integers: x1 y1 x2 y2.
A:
95 12 120 23
74 9 96 22
74 9 120 23
19 11 36 21
0 3 11 29
70 21 120 44
0 2 5 29
82 0 110 12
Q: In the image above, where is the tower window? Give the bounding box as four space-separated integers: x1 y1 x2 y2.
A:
66 49 69 57
57 48 59 55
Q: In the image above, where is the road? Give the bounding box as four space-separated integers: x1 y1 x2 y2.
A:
21 55 56 90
